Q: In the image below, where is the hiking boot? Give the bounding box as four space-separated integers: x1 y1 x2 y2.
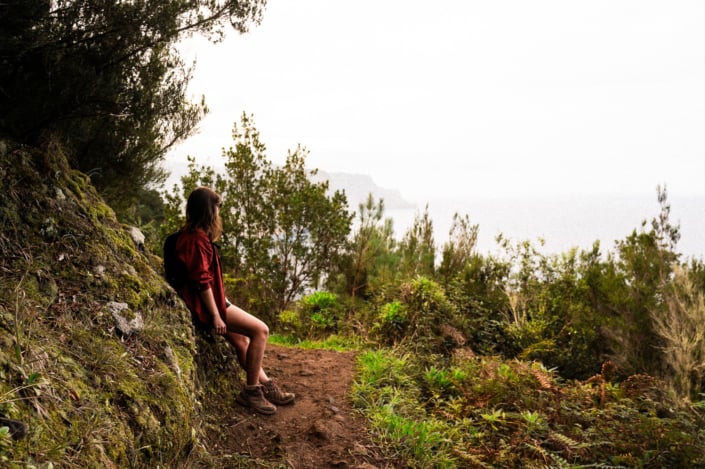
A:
237 385 276 415
262 379 295 406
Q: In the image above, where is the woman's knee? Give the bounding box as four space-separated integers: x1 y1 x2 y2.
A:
225 305 269 339
255 322 269 340
229 333 249 349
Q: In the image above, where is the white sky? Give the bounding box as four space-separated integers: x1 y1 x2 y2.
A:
166 0 705 204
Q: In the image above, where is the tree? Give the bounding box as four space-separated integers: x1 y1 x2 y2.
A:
397 205 436 279
165 114 352 319
437 212 479 285
0 0 267 215
654 265 705 400
606 186 681 375
334 194 398 300
275 152 352 302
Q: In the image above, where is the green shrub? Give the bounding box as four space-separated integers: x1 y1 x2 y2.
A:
396 276 465 360
304 291 340 329
354 344 705 468
279 291 344 339
277 309 303 336
371 301 407 344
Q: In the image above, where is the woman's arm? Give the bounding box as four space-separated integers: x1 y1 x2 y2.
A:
200 287 227 335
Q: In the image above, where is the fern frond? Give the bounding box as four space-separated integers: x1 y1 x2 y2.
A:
524 442 571 468
550 431 580 449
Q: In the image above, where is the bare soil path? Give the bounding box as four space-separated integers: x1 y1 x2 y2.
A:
207 343 396 469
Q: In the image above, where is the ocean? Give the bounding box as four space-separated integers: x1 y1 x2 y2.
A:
383 194 705 260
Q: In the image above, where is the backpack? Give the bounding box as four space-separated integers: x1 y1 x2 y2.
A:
163 231 189 289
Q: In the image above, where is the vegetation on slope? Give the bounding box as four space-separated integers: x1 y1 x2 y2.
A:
0 0 267 217
0 140 223 467
280 271 705 467
350 294 705 467
3 110 705 468
167 116 705 467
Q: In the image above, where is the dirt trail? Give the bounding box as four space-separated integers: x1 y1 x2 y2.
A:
209 344 394 469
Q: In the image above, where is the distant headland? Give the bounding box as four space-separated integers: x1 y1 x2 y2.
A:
312 171 416 210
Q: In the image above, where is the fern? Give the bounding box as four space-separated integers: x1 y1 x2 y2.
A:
576 464 627 468
524 442 571 468
550 431 581 449
451 447 493 468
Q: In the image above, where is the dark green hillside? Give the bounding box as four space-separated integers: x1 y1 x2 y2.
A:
0 140 210 467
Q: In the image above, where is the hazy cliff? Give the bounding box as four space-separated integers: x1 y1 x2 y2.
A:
312 170 415 210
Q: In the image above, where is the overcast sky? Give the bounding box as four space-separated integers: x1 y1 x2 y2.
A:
166 0 705 204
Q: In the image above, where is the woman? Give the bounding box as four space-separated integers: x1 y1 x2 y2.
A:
175 186 294 415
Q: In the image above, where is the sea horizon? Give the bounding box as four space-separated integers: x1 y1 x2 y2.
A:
382 193 705 260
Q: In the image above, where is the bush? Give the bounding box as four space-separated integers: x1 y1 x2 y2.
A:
354 343 705 468
278 291 344 339
371 301 407 344
372 277 467 362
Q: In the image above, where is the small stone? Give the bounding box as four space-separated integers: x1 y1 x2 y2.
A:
128 226 145 251
308 421 331 441
106 301 129 315
107 301 144 336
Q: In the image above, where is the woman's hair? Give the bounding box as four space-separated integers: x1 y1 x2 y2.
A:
184 187 222 241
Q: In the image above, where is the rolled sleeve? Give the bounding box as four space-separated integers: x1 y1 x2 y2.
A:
175 228 227 325
185 236 215 290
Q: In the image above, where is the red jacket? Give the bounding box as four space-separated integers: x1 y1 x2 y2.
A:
175 228 227 325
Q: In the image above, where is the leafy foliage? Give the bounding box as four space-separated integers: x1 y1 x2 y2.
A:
164 113 352 320
156 112 705 464
353 350 705 468
397 206 435 279
332 194 399 300
654 264 705 400
302 183 705 467
602 186 680 376
279 291 346 339
0 0 266 216
438 213 479 285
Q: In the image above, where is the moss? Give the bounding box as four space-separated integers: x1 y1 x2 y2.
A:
119 271 143 294
66 170 89 193
92 202 114 222
0 140 241 467
0 206 20 227
16 273 58 310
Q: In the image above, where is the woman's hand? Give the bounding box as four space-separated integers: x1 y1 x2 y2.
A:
212 316 227 335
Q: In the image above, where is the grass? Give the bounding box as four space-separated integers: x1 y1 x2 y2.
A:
0 143 202 467
351 346 705 468
350 349 459 468
269 333 362 351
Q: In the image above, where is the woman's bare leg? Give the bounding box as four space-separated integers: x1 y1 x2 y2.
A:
226 332 269 383
224 305 295 407
223 304 269 386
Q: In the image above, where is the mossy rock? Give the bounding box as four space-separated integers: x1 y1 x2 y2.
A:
0 140 222 467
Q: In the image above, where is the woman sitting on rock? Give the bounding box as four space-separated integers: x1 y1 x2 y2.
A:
174 186 294 415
